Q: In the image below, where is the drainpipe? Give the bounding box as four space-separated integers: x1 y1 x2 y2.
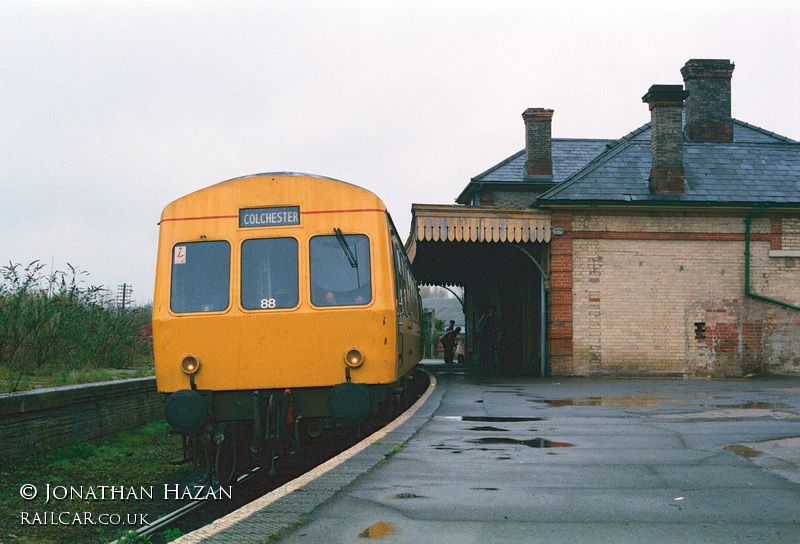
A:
744 205 800 312
540 272 547 377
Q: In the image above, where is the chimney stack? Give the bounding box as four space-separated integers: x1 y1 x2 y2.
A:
522 108 554 176
681 59 735 142
642 84 689 194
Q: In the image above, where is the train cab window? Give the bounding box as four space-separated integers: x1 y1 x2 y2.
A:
241 238 298 310
170 241 230 313
310 234 371 307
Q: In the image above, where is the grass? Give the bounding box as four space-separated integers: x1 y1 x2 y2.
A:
0 420 190 544
2 364 155 393
40 366 155 388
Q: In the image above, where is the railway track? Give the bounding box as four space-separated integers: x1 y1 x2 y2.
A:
109 466 265 543
110 368 430 544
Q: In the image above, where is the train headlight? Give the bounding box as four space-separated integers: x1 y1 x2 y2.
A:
345 349 364 368
181 356 200 374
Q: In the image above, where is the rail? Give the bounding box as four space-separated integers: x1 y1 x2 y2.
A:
108 369 435 544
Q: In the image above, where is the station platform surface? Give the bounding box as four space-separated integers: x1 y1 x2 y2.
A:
174 361 800 543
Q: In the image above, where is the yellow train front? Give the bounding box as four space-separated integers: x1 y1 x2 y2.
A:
153 173 422 480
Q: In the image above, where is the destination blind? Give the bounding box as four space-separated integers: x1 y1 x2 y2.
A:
239 206 300 228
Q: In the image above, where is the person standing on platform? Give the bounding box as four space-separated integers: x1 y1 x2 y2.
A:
439 326 461 364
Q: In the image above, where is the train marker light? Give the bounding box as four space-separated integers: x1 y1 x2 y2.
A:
345 349 364 368
181 356 200 374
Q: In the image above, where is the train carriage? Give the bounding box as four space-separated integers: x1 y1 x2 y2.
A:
153 173 422 480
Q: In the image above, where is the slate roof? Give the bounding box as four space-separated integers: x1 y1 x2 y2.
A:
537 120 800 205
455 139 614 204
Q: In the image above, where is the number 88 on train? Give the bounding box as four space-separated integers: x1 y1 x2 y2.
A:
153 173 423 480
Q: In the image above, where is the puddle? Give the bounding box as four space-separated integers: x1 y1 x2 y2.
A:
539 396 792 410
636 390 729 399
359 521 396 539
724 444 763 459
469 437 574 448
715 401 792 410
439 416 544 422
467 425 509 432
771 387 800 394
674 392 732 400
542 396 682 407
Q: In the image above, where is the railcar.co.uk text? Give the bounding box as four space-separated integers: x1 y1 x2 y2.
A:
18 483 232 526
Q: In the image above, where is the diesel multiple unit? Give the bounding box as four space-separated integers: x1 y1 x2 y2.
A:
153 173 422 481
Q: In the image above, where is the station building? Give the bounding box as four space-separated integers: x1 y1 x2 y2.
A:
407 59 800 378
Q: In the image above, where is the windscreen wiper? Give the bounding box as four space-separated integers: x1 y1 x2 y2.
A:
334 228 358 268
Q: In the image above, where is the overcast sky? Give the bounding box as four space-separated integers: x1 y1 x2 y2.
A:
2 0 798 306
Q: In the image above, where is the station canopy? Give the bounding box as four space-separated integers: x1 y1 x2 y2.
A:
405 204 551 286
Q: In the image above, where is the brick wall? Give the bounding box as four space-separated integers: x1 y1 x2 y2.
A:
558 211 800 377
783 218 800 250
523 108 553 176
493 191 537 209
0 377 164 457
681 59 735 143
549 212 574 374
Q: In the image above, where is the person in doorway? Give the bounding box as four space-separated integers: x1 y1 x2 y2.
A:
439 326 461 364
477 305 500 372
446 320 455 332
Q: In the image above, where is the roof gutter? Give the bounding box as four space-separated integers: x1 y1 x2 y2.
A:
744 205 800 312
533 199 800 211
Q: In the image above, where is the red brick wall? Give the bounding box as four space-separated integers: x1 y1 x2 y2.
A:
549 212 573 374
551 210 800 377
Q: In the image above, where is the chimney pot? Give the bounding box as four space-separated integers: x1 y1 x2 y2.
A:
681 59 735 142
522 108 554 176
642 85 689 194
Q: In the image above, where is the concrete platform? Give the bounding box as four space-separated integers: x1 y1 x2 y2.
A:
174 363 800 543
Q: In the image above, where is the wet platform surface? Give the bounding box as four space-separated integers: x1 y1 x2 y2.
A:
176 363 800 543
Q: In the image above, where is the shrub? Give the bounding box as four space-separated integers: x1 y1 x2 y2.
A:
422 311 444 358
0 261 153 392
